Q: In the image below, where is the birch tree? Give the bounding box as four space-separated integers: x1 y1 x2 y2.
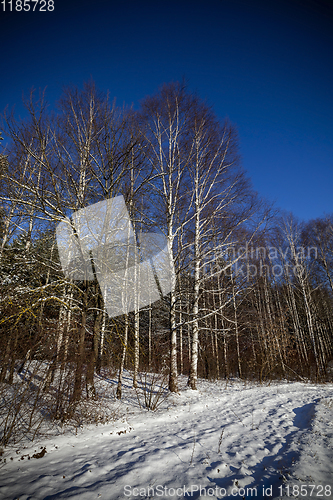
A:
185 106 250 389
138 83 194 392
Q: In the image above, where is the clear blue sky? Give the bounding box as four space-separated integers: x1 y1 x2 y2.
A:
1 0 332 221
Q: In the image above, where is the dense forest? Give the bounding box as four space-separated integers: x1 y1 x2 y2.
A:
0 82 332 445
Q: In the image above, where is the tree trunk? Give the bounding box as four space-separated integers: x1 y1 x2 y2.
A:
116 315 129 399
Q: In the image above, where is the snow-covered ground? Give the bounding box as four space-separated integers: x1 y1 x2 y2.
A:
1 374 333 499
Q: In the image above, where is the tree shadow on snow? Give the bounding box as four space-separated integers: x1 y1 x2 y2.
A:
185 400 319 499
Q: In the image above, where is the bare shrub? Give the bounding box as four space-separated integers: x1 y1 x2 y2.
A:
0 360 47 447
135 372 169 411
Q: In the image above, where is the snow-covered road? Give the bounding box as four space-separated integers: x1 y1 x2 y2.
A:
1 377 332 499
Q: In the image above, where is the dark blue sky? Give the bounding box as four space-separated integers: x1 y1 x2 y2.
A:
1 0 332 221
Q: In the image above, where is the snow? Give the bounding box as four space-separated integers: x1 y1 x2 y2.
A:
0 374 333 499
